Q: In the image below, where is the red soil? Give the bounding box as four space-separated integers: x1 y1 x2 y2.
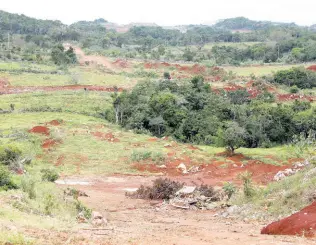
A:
261 202 316 237
28 126 50 136
148 137 158 142
47 120 62 126
91 131 120 143
113 59 129 68
55 155 65 166
133 152 290 186
0 85 124 95
277 93 315 102
0 78 9 88
307 65 316 71
42 139 59 149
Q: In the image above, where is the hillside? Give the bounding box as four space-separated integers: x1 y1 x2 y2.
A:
0 8 316 245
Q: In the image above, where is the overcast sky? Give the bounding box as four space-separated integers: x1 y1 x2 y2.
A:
1 0 316 26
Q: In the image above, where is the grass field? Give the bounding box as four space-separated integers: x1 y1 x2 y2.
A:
224 64 308 76
0 91 113 116
0 66 130 87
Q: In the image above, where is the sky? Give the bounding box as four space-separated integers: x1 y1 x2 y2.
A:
1 0 316 26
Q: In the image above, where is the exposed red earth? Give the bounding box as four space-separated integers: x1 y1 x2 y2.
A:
261 202 316 237
47 120 62 126
41 139 60 149
132 152 292 186
91 131 120 143
0 84 123 95
307 65 316 71
28 126 50 136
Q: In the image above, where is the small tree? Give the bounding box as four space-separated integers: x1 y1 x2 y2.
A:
216 122 246 155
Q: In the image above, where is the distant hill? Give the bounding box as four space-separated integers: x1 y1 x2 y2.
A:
213 17 297 31
0 10 65 35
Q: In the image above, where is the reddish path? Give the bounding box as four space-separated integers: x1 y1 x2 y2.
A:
0 85 123 95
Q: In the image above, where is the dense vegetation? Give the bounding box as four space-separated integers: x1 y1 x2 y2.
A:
2 10 316 64
110 76 316 153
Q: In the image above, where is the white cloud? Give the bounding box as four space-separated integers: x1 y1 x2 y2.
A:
1 0 315 26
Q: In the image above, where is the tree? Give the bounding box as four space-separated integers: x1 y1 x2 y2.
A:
216 122 246 155
51 45 77 65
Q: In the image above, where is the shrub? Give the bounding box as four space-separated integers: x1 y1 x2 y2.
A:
75 201 92 219
0 145 22 165
239 171 255 198
0 166 18 191
41 169 59 182
290 85 299 94
21 176 36 199
44 194 57 215
128 178 183 200
130 151 152 162
197 184 216 197
223 182 237 199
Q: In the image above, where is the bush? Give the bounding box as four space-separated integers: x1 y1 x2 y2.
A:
128 178 183 200
44 194 57 215
75 200 92 219
21 176 36 199
41 169 59 182
239 171 255 198
0 145 22 165
223 182 237 199
290 85 299 94
0 166 18 191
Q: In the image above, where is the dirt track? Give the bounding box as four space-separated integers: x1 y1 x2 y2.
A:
53 176 315 245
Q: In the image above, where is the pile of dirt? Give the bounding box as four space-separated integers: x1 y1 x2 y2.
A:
307 65 316 71
28 126 50 136
91 131 120 143
261 202 316 237
47 120 62 126
42 139 60 149
128 178 223 210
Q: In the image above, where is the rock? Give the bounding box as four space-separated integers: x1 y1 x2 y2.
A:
176 186 196 195
177 163 188 174
91 211 107 227
206 203 218 210
77 212 88 223
226 205 239 214
92 211 103 219
157 165 167 169
273 171 286 181
187 166 200 173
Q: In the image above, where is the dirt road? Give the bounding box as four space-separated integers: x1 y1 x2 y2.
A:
54 176 316 245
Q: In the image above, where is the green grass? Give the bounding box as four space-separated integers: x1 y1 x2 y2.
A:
232 165 316 218
225 64 307 76
0 91 113 116
0 61 57 72
0 67 130 87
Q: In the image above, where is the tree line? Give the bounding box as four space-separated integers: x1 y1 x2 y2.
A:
107 75 316 153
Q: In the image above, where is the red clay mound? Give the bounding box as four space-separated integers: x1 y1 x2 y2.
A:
307 65 316 71
29 126 50 136
42 139 59 149
261 202 316 237
91 131 120 142
47 120 62 126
